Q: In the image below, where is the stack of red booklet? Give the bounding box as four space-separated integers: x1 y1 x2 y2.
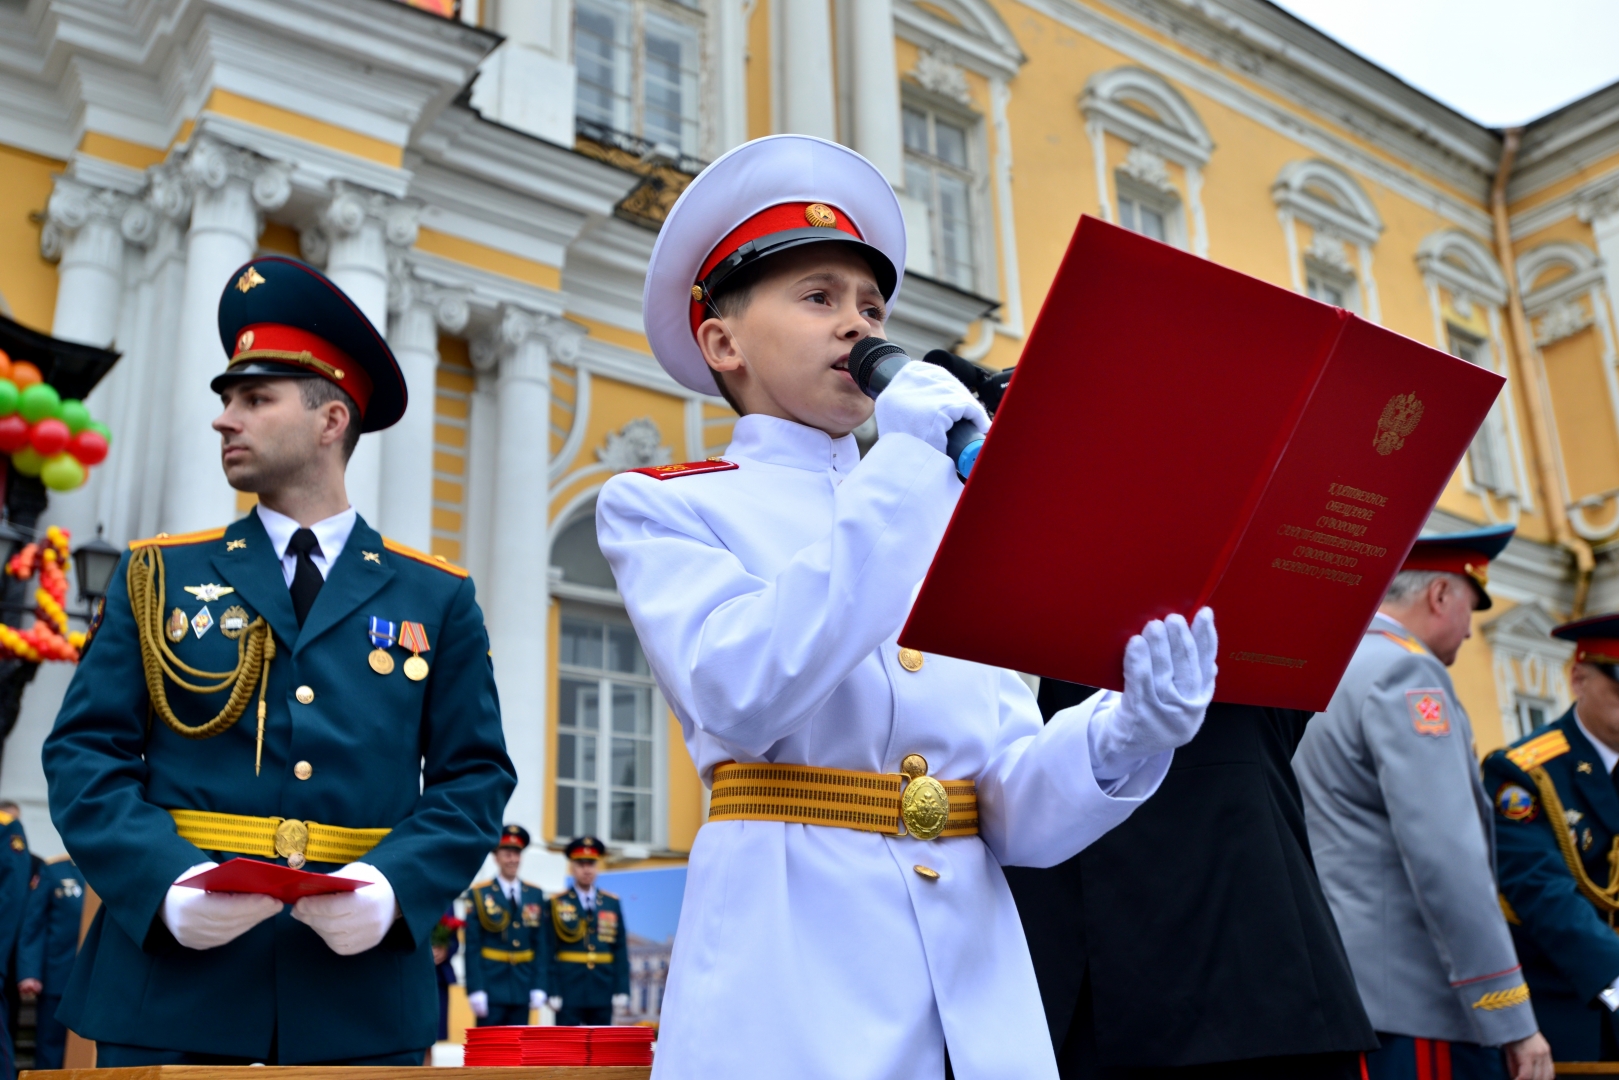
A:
462 1025 654 1067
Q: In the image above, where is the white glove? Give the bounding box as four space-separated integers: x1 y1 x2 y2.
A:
612 993 630 1009
162 861 283 950
468 990 489 1018
529 989 547 1012
873 359 989 456
548 995 563 1011
290 861 398 956
1089 608 1217 779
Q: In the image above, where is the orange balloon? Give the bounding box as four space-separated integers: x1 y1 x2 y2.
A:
10 362 42 388
0 349 11 381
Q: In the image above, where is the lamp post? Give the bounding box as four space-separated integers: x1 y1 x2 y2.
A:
72 526 121 626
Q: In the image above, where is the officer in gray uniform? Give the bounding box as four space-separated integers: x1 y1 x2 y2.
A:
1294 525 1553 1080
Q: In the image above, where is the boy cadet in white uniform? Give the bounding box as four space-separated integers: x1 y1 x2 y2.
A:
596 135 1219 1080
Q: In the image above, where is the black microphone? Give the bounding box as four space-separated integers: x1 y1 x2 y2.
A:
848 337 985 480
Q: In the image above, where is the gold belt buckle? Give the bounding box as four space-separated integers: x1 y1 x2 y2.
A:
899 755 949 841
274 818 310 869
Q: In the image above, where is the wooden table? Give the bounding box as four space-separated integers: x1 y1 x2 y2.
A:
23 1069 650 1079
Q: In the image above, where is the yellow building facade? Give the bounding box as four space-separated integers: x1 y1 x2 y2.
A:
3 0 1619 879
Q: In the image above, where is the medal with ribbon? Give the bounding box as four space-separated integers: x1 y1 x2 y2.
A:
399 621 431 681
367 617 397 675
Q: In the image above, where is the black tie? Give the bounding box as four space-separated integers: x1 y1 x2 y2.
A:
287 528 324 627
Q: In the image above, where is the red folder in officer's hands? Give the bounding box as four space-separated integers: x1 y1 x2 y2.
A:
176 859 365 904
899 215 1505 711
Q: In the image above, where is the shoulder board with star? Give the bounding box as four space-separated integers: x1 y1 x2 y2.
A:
1372 628 1427 655
129 527 227 550
382 537 469 578
1506 728 1571 770
469 879 494 891
599 889 619 900
629 459 738 481
0 810 14 826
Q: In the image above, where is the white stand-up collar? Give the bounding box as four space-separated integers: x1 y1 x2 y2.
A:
255 503 357 586
726 414 862 477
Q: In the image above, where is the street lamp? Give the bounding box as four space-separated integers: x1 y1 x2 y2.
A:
73 527 121 605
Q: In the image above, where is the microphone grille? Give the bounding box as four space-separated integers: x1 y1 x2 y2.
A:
848 337 908 392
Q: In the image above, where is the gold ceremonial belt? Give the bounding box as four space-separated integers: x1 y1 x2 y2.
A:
169 808 390 869
556 950 613 965
481 947 535 963
708 758 979 841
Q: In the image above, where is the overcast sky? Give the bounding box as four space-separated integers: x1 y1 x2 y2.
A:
1270 0 1619 127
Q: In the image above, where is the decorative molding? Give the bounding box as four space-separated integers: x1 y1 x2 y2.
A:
1304 230 1354 276
1271 159 1383 246
1415 229 1509 309
1534 300 1594 348
1119 142 1174 193
1080 66 1213 167
1483 601 1574 742
1518 241 1605 314
596 418 672 473
907 48 972 106
892 0 1024 80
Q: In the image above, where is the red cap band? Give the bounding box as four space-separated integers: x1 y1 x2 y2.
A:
690 201 863 337
1577 639 1619 665
228 323 374 417
1401 545 1489 588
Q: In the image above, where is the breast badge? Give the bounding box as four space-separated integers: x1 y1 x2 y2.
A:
597 908 618 943
1406 689 1450 737
400 621 431 681
367 617 396 675
523 902 542 927
167 607 188 642
1496 783 1537 823
191 606 213 638
220 606 249 640
184 583 236 603
9 835 22 851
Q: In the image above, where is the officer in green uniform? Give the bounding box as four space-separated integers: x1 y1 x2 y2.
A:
1485 611 1619 1063
17 857 84 1069
464 825 549 1026
0 809 31 1080
544 837 629 1026
41 255 516 1065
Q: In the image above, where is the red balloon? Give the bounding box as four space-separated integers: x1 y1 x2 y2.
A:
29 419 69 457
68 429 108 466
0 415 29 454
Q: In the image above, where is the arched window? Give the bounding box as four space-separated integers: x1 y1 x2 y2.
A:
549 500 667 852
1272 160 1384 320
1080 67 1213 255
1415 229 1526 517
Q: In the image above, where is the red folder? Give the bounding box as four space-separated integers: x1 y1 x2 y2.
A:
175 859 365 904
899 215 1505 711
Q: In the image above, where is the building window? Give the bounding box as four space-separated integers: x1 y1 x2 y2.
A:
1117 194 1167 243
903 104 977 291
1515 693 1555 736
557 609 658 844
575 0 701 157
1448 326 1517 497
1306 274 1348 307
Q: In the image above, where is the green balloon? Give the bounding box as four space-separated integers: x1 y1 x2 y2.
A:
88 420 111 446
60 399 90 434
40 452 84 492
0 381 19 418
18 383 60 425
11 447 43 477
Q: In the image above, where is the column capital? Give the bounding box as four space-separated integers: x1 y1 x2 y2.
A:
1578 179 1619 230
303 181 420 265
472 305 582 381
180 136 293 211
39 177 143 262
386 254 470 332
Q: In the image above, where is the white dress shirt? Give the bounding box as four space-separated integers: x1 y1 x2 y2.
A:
255 504 357 586
498 874 522 905
597 414 1168 1080
574 884 596 911
1576 709 1619 776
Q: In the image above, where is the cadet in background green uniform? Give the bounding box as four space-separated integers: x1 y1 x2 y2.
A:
544 837 629 1026
42 256 515 1065
464 825 548 1026
17 857 83 1069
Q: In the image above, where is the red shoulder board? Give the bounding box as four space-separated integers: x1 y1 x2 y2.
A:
629 459 739 480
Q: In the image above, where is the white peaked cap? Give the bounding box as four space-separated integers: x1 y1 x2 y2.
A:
642 134 907 395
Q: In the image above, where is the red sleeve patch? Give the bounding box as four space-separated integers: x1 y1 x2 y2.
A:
629 459 739 480
1407 689 1451 737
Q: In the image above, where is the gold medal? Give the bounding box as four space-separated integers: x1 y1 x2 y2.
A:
369 647 395 675
166 607 188 642
400 621 431 681
403 654 429 681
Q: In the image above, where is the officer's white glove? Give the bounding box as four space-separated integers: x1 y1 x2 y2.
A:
162 861 284 950
529 989 546 1012
1089 609 1217 779
548 996 563 1011
291 861 398 956
612 993 630 1009
468 990 489 1018
873 359 989 456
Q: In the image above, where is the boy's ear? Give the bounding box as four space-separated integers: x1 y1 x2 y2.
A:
697 316 746 375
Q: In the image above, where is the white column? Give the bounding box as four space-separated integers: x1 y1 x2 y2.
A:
1588 210 1619 334
464 351 500 586
382 278 468 550
161 139 291 535
779 0 837 140
42 180 132 348
848 0 901 185
312 185 414 529
713 0 750 153
484 307 569 837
